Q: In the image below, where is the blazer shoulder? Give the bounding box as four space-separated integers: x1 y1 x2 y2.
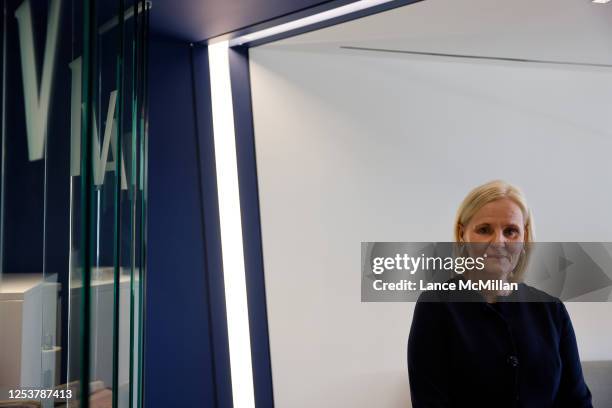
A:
517 282 561 303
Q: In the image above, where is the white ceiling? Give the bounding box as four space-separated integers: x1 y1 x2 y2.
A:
260 0 612 65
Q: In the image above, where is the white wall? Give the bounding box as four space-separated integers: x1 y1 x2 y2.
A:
249 47 612 407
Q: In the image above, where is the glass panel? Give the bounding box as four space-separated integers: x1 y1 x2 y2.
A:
0 1 74 406
0 1 148 407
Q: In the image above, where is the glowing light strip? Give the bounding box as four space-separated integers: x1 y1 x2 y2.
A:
229 0 395 46
208 40 256 408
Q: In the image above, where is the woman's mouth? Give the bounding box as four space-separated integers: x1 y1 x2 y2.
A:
485 254 509 260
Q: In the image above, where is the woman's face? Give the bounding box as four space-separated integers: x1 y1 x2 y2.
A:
460 198 525 279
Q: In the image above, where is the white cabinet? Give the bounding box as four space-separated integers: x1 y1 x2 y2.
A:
0 272 134 404
0 274 60 399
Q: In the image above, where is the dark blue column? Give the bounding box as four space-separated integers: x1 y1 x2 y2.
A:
146 35 231 407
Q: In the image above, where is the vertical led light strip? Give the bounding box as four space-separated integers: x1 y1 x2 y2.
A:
208 40 256 408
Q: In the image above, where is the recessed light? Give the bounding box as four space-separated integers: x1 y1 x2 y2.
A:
592 0 611 4
229 0 396 46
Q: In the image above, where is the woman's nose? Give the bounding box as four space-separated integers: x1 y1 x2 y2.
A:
491 229 507 244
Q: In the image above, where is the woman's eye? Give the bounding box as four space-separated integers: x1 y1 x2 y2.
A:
476 226 490 234
504 228 519 237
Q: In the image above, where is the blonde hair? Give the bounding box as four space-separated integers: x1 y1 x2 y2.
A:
454 180 534 282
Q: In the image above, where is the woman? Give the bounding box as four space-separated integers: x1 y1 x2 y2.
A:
407 180 592 408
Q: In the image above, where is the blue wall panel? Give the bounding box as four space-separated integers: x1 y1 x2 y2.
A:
146 36 218 407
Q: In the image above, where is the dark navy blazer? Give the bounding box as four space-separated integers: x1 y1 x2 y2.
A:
407 279 592 408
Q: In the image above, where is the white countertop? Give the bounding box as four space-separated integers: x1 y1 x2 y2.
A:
0 274 44 300
0 270 136 301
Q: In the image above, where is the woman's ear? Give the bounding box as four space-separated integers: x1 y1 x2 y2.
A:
457 223 465 242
